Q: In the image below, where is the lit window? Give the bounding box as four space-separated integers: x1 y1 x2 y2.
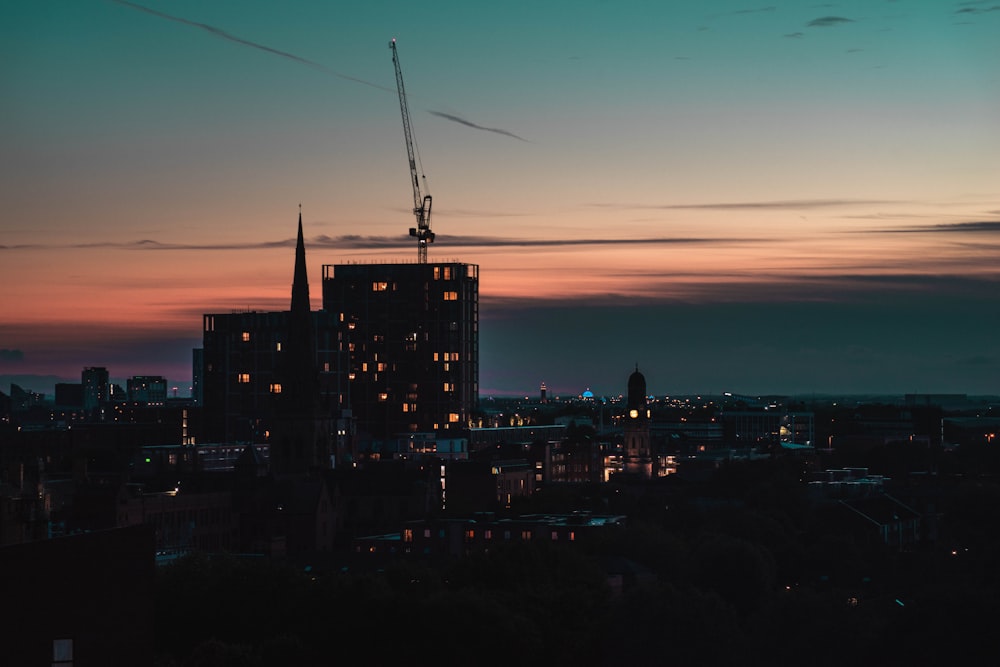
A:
443 291 458 301
378 393 388 402
551 531 559 540
276 342 282 351
403 529 413 543
443 382 454 392
242 331 250 342
323 362 330 372
443 266 452 280
449 413 460 423
270 383 282 394
485 529 493 540
238 373 250 384
433 266 440 280
521 530 532 540
403 404 409 413
433 352 439 361
372 281 388 292
465 529 475 540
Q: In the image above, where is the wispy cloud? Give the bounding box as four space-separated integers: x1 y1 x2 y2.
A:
807 16 855 27
589 198 901 211
784 32 805 38
1 234 755 252
112 1 527 142
110 0 395 93
883 221 1000 234
955 5 1000 14
427 111 529 142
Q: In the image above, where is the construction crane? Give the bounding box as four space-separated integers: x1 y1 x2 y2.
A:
390 38 434 263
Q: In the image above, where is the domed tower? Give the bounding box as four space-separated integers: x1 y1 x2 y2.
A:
624 364 652 478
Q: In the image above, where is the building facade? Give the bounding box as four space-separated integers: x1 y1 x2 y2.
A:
321 261 479 440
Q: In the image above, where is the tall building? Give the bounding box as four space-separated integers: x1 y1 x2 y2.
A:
321 261 478 440
82 367 109 411
200 214 345 447
623 365 652 479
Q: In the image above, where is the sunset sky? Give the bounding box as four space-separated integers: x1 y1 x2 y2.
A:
2 0 999 398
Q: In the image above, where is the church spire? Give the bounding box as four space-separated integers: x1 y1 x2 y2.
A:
291 204 311 313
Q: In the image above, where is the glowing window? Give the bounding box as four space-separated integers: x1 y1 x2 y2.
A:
378 393 388 402
276 342 282 351
372 281 388 291
241 331 250 342
238 373 250 384
270 383 282 394
433 266 440 280
449 413 460 423
521 530 532 540
403 529 413 543
443 291 458 301
443 266 452 280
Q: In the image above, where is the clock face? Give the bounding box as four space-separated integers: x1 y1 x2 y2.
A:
629 409 638 419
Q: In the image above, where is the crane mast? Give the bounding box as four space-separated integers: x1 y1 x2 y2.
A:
390 38 434 263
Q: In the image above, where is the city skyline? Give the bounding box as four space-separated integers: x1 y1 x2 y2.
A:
2 1 999 397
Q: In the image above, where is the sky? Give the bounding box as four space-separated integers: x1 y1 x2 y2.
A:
2 0 999 398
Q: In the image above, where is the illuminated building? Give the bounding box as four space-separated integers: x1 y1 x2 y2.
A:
623 365 652 479
321 261 479 441
82 366 109 411
200 214 346 456
126 376 168 405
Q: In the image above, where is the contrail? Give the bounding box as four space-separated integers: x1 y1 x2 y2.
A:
111 0 528 141
427 111 529 142
110 0 394 93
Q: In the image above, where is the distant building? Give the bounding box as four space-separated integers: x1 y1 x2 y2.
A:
355 512 627 558
623 366 652 479
321 261 479 441
54 382 84 410
191 347 204 406
127 376 168 405
82 366 109 411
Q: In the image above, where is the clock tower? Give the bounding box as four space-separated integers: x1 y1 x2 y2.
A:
623 365 652 478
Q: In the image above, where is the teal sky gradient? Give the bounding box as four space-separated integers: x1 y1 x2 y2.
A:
2 1 999 397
